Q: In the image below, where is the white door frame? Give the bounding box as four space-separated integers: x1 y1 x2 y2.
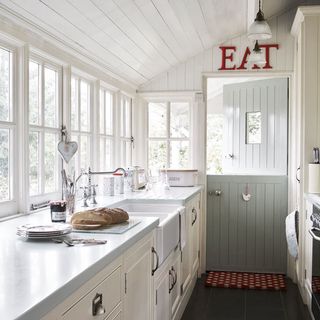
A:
202 71 296 279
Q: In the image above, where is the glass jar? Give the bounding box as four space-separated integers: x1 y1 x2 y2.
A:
50 201 67 223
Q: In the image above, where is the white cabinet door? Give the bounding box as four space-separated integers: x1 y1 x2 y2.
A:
169 249 181 318
123 234 154 320
154 268 170 320
181 201 192 294
190 194 200 275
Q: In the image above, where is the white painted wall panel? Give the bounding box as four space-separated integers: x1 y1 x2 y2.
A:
139 10 295 92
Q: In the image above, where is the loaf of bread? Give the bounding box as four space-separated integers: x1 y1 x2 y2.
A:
71 207 129 229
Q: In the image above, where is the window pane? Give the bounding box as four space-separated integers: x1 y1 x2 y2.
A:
71 77 78 130
170 141 189 168
125 98 131 138
0 48 10 122
99 90 105 134
80 80 90 131
29 61 40 125
105 91 113 135
100 137 112 171
207 114 224 174
44 133 58 193
44 67 57 128
69 135 78 173
170 102 189 138
148 140 167 171
246 111 261 144
148 103 167 138
80 135 90 170
29 131 40 195
0 129 9 201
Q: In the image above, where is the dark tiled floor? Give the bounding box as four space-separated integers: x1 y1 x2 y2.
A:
181 275 311 320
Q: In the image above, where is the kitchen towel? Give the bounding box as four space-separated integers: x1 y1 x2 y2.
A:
285 210 299 259
179 207 187 250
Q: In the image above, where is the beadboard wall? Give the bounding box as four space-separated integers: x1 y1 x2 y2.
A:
138 9 295 92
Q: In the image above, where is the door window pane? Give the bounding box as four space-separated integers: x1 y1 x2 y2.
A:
44 133 57 193
170 102 189 138
44 67 57 128
246 111 261 144
148 140 167 171
0 48 11 122
29 61 40 125
148 103 167 138
29 131 40 196
170 141 189 168
0 129 9 201
99 90 105 134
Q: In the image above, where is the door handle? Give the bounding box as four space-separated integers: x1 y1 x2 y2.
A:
152 247 159 276
92 293 105 316
296 166 301 183
309 228 320 241
192 208 198 225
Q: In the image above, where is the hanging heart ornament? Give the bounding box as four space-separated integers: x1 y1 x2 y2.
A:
58 140 78 163
57 126 78 163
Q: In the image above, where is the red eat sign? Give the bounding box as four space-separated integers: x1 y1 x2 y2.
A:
218 44 279 70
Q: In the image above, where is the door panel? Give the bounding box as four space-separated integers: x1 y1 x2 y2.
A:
223 78 288 175
206 175 288 273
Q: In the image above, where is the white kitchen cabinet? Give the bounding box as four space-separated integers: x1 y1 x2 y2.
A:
154 248 181 320
123 232 154 320
181 193 201 295
169 248 181 318
190 193 201 276
42 256 123 320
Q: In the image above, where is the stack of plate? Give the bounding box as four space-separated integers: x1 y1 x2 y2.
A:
17 224 72 240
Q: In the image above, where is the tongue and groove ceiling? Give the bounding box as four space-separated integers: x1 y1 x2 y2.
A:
0 0 316 86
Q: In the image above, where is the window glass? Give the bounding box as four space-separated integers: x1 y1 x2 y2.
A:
44 132 58 193
170 102 189 138
148 102 167 138
148 140 167 171
29 131 40 196
170 141 189 168
0 47 13 204
44 67 57 128
0 129 9 201
28 58 60 197
80 80 90 132
246 111 261 144
105 91 113 135
148 101 191 170
71 77 78 131
0 48 10 122
29 61 40 125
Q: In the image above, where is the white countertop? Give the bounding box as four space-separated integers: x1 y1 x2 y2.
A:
0 186 202 320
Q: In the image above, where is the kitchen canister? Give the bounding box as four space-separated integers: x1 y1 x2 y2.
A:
308 163 320 193
103 176 115 196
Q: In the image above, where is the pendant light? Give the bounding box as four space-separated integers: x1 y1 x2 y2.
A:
248 41 266 66
248 0 272 40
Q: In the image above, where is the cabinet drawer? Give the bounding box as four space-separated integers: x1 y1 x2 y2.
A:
62 267 121 320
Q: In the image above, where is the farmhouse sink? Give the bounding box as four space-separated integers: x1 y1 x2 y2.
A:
115 201 185 266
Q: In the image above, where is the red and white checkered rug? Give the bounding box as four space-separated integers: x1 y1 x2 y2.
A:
205 271 286 291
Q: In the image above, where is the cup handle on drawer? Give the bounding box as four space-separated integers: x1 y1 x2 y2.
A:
192 208 197 226
152 247 159 276
92 293 105 316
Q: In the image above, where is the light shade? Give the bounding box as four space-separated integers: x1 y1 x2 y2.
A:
248 41 266 67
248 20 272 40
248 3 272 40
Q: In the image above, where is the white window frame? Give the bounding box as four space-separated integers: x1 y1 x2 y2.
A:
28 53 62 205
70 73 94 175
147 100 192 169
0 42 18 217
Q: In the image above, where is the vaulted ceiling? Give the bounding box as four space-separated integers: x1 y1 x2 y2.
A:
0 0 318 86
